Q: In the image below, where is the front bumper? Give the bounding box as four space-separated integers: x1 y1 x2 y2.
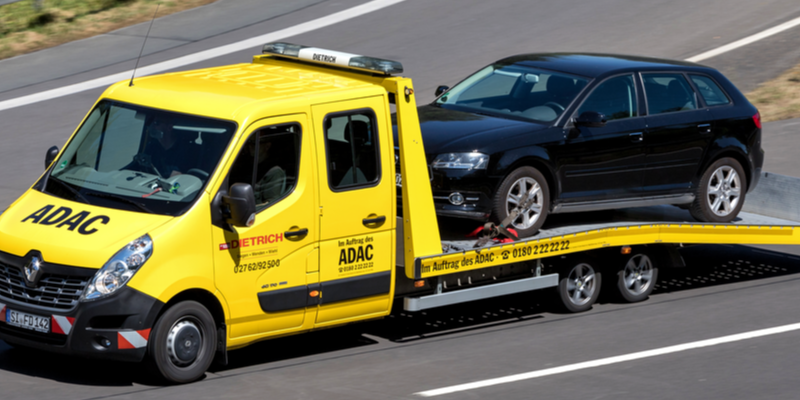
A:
0 286 163 362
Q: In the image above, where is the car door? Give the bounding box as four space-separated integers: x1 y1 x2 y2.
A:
312 97 395 326
642 72 714 195
556 74 646 202
212 115 319 339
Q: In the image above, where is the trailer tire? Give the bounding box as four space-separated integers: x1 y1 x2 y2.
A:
557 259 601 313
149 301 216 384
690 157 746 223
616 253 658 303
493 166 550 238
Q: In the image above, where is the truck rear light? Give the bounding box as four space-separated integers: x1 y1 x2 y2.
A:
621 246 632 254
753 112 762 129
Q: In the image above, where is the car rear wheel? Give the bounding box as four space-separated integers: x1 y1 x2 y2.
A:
690 157 747 223
149 301 216 384
493 166 550 237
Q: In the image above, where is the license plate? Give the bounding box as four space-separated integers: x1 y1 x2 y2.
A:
6 309 50 333
396 173 402 187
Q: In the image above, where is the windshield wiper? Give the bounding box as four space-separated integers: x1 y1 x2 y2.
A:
46 177 91 204
86 192 153 213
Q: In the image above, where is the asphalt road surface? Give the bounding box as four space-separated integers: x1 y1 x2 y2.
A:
1 0 800 398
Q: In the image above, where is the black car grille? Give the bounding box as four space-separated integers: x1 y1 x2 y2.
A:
0 263 89 311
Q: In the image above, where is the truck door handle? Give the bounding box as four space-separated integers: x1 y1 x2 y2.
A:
363 216 386 226
698 123 712 134
629 132 643 142
285 228 308 238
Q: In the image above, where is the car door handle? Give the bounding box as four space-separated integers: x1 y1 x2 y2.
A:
629 132 643 142
363 215 386 226
698 123 712 134
284 228 308 238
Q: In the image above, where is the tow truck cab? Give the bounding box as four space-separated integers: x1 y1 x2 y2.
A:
0 43 441 383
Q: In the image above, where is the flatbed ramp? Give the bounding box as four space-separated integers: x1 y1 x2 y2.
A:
408 172 800 280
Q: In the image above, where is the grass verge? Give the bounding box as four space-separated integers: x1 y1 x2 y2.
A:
747 63 800 122
0 0 216 60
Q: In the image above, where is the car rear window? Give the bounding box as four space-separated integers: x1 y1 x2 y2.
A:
689 75 731 106
642 73 698 115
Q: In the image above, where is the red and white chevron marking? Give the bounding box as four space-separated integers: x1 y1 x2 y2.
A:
51 315 75 335
118 329 151 349
0 303 6 323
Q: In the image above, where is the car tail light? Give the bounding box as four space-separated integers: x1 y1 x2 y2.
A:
753 112 762 129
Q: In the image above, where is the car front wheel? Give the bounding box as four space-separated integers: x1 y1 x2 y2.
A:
492 166 550 237
690 157 747 223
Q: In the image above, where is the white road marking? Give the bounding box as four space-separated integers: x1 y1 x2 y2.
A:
414 322 800 397
0 0 404 112
686 15 800 62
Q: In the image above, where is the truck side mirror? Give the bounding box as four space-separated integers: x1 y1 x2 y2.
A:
574 111 606 128
45 146 59 170
222 183 257 228
435 85 449 97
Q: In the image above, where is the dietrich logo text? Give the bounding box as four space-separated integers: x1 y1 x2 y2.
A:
220 233 283 250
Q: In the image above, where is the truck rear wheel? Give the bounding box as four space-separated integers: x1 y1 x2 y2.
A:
149 301 216 384
616 252 658 303
556 259 601 313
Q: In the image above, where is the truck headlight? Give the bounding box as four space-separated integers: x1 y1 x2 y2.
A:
81 234 153 301
432 152 489 170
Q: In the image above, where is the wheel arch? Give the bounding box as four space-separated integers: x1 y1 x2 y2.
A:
699 147 752 191
497 156 558 204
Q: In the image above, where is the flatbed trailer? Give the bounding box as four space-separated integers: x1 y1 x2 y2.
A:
397 171 800 312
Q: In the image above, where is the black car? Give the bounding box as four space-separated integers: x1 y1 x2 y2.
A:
405 53 764 237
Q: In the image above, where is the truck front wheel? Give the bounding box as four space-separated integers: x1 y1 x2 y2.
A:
149 301 217 384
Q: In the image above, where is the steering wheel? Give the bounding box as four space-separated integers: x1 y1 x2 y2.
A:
544 101 565 113
186 168 209 179
134 154 162 177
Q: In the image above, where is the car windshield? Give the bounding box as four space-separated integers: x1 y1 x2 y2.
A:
42 100 236 216
436 64 588 123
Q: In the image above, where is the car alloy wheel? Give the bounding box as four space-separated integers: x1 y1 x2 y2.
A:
556 260 601 313
506 176 544 230
617 253 658 302
493 166 550 238
706 165 741 217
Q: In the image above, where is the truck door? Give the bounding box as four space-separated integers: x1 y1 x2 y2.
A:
212 115 319 339
312 97 395 326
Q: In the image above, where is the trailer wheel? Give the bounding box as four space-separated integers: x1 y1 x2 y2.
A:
616 253 658 303
557 260 601 313
149 301 216 384
493 166 550 238
690 157 746 222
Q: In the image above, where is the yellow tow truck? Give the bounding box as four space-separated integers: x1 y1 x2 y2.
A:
0 43 798 383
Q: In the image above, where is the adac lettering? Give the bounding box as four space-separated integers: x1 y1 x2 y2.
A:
339 244 373 265
220 232 283 250
22 205 110 235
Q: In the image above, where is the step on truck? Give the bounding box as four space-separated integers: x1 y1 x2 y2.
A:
0 43 798 383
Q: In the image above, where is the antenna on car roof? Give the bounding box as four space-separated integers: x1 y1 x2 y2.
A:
129 3 161 87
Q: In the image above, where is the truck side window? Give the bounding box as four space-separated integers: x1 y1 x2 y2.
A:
324 110 380 190
228 123 301 211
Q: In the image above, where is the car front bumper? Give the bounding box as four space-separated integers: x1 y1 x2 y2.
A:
0 286 163 362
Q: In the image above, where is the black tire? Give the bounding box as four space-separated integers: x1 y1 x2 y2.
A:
616 252 658 303
492 166 550 238
149 301 217 384
556 259 601 313
690 157 747 223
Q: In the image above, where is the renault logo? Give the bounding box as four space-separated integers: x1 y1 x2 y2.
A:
24 256 42 286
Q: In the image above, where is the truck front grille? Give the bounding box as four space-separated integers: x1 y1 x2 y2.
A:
0 263 89 311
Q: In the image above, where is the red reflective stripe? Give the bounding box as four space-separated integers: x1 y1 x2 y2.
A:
138 328 151 341
117 332 135 349
51 316 65 335
0 305 6 323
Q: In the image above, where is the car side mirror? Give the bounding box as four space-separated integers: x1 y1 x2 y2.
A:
435 85 449 97
574 111 606 128
45 146 59 170
222 183 256 228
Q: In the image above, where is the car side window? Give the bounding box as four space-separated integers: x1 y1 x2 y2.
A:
643 73 698 114
577 75 638 121
689 75 731 106
228 123 301 211
324 111 380 190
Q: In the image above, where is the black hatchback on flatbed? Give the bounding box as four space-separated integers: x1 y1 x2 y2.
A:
406 53 764 236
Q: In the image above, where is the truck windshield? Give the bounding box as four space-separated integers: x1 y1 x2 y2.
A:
42 100 236 216
436 64 588 123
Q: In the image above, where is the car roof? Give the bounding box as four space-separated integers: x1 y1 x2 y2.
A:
497 53 708 78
